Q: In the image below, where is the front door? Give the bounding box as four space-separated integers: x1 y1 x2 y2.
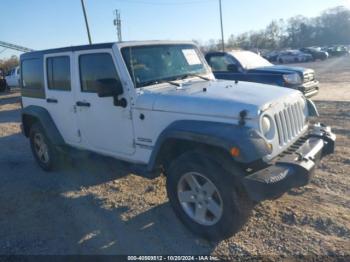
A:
73 50 135 156
44 53 81 144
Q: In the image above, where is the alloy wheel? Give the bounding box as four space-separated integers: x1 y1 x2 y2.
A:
177 172 223 226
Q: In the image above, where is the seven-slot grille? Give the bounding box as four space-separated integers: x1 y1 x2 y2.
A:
303 71 315 83
274 102 306 146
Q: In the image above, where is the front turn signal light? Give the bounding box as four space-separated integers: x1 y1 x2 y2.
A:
267 143 273 152
230 147 240 157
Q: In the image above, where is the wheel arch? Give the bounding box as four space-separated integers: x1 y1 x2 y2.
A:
22 105 65 146
147 120 270 173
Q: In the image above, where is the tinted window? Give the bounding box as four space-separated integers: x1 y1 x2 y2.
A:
79 53 119 92
47 56 71 91
22 59 43 89
208 55 236 72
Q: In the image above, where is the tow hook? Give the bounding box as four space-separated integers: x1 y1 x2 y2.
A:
296 152 308 162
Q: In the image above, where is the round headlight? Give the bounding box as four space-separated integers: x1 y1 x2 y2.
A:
261 116 271 136
261 115 274 139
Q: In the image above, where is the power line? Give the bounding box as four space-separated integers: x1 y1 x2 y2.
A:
116 0 215 6
0 41 34 52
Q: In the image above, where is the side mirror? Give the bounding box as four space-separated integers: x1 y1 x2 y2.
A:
97 78 123 98
227 64 239 72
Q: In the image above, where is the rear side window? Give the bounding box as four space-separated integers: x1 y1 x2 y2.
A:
79 53 119 92
21 59 43 89
47 56 71 91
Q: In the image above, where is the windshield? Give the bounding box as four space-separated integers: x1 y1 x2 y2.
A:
231 51 272 70
121 44 209 88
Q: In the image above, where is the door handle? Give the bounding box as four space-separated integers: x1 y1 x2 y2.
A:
76 101 91 107
46 98 58 103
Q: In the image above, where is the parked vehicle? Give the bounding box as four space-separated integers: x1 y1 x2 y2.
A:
20 41 335 240
205 50 319 98
0 69 7 92
277 50 313 63
5 66 20 88
263 50 280 62
326 46 349 57
300 47 328 61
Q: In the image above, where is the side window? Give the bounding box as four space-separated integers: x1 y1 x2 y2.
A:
208 55 236 72
79 53 120 93
47 56 71 91
22 59 43 89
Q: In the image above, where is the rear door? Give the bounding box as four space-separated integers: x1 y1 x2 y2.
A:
44 53 81 144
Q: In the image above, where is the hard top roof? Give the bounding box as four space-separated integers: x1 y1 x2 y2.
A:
20 40 196 60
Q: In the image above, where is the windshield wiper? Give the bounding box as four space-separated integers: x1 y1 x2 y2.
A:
180 73 211 81
139 79 180 88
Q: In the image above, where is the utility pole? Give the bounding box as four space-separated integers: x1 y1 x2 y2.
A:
219 0 225 51
114 10 122 42
81 0 92 45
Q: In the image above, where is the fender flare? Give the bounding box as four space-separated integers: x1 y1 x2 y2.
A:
21 105 65 146
147 120 270 171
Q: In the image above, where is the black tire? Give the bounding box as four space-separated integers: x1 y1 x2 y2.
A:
29 123 60 171
0 80 5 92
166 151 253 241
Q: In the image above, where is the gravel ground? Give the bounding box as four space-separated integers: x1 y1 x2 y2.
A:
0 56 349 259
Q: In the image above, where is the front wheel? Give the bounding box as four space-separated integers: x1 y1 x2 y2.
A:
166 151 253 241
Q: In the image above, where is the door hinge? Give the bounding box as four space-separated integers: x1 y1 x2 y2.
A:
123 110 133 120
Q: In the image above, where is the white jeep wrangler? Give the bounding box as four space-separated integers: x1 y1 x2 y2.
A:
20 41 335 240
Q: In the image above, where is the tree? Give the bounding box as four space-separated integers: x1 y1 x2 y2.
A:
198 6 350 52
0 55 19 74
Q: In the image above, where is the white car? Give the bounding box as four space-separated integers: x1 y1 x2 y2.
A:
5 66 20 88
277 50 313 63
20 41 335 240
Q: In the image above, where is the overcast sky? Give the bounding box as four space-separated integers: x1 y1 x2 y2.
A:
1 0 349 59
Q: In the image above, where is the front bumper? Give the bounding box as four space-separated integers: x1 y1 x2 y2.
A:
243 124 336 202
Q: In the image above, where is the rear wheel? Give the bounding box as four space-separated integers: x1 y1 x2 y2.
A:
166 151 253 240
29 123 60 171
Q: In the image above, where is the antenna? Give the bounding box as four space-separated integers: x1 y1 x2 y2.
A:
114 10 122 42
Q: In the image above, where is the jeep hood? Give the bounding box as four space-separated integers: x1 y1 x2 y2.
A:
249 65 313 76
135 80 303 119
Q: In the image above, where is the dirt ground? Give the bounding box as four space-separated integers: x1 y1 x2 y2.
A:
0 56 349 258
